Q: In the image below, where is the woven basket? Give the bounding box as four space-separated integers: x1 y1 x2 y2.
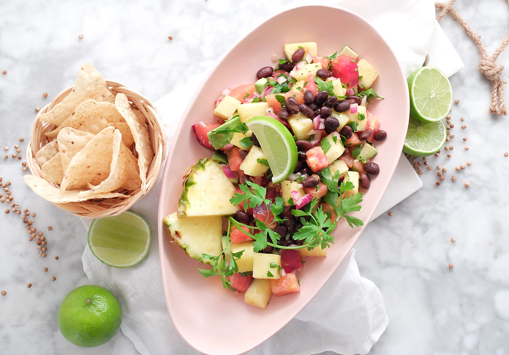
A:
26 81 166 219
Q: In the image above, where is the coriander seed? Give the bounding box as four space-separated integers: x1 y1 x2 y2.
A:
1 291 6 296
449 264 454 269
43 268 48 272
465 182 470 188
451 238 456 242
43 92 48 98
388 212 393 216
51 276 56 281
467 161 472 166
27 283 32 288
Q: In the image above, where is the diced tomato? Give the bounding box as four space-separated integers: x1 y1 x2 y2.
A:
306 147 329 173
229 83 256 101
345 132 362 146
331 55 359 88
265 92 305 114
266 187 278 203
280 250 303 273
321 202 338 222
192 121 222 150
366 111 380 143
339 151 354 168
270 273 300 297
253 203 275 228
302 74 317 96
234 187 253 215
313 56 330 71
304 182 328 199
352 159 367 175
272 70 289 80
231 225 253 243
251 176 263 186
228 147 243 172
231 273 253 292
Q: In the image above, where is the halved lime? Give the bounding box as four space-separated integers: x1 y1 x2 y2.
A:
88 211 151 268
246 116 298 183
403 116 447 157
408 66 453 122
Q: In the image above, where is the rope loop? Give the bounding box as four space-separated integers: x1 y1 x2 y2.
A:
478 60 504 82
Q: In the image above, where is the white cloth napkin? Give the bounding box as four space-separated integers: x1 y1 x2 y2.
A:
82 1 463 354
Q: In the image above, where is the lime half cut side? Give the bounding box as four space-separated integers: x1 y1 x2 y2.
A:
246 116 298 183
88 211 152 268
408 66 453 122
403 116 447 157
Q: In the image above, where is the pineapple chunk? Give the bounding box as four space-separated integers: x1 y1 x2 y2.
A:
295 63 322 81
358 59 378 89
231 241 256 273
332 78 346 97
344 105 367 131
163 212 222 263
230 132 250 150
245 279 272 310
322 132 345 164
340 45 359 59
240 146 269 177
253 254 281 279
331 112 350 132
214 95 240 120
343 171 359 198
290 80 306 93
178 159 240 217
329 159 349 177
288 112 313 140
281 180 304 206
283 42 318 61
237 102 269 123
299 247 327 257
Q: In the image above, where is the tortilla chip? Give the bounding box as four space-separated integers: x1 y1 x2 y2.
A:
121 146 141 191
45 116 72 138
41 153 64 184
86 85 116 104
88 130 141 193
24 175 126 203
73 115 110 135
115 94 154 192
69 100 115 134
39 63 107 126
57 128 95 172
35 140 59 167
61 127 115 191
112 122 135 148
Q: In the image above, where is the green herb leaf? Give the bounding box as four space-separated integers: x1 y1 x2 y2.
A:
243 92 250 99
230 181 269 211
252 97 261 103
357 88 384 103
320 167 340 193
347 121 358 132
321 138 331 154
214 122 248 134
314 77 335 97
351 145 362 159
279 59 289 65
333 136 338 144
325 52 338 61
270 262 278 268
267 270 274 277
257 158 269 166
239 137 253 148
358 112 366 121
275 94 286 108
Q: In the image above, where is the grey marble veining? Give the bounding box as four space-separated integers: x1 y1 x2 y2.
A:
1 0 508 354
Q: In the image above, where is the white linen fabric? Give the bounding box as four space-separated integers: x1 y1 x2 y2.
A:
82 1 463 354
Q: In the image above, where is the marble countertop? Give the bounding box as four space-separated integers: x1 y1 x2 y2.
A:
1 0 509 354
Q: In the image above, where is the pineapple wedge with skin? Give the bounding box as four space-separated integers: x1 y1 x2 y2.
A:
281 180 304 206
245 279 272 310
237 102 270 123
214 95 241 120
283 42 318 61
358 59 379 89
163 212 222 263
240 146 269 177
253 254 281 279
288 112 313 140
178 159 240 218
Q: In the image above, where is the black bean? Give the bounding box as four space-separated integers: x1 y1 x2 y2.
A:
239 150 248 160
334 100 350 112
278 62 294 72
294 223 303 231
294 161 305 173
301 167 311 176
278 109 290 121
360 174 370 189
324 116 339 134
309 103 318 111
235 210 251 224
304 90 314 105
348 99 358 106
262 245 274 253
339 125 353 139
316 69 332 79
300 104 315 118
298 151 307 161
283 219 294 234
283 206 294 220
303 174 320 188
256 66 273 79
364 162 380 175
338 174 346 183
274 225 287 239
285 97 300 113
278 239 293 247
320 106 332 118
292 48 305 63
252 134 261 147
296 140 313 151
374 130 387 141
240 174 248 185
314 109 321 117
292 237 305 246
346 95 361 105
325 96 338 108
314 91 328 106
358 129 373 141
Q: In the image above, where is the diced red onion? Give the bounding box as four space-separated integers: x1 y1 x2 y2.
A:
214 98 223 107
313 115 322 130
318 120 325 130
310 133 321 146
266 107 274 114
288 173 302 181
296 194 313 209
360 95 367 107
222 144 233 150
221 88 232 96
266 112 277 119
295 60 306 70
276 76 287 84
222 165 237 179
262 86 273 98
271 54 279 63
350 104 358 113
291 190 302 206
346 89 354 96
308 129 323 135
304 52 313 64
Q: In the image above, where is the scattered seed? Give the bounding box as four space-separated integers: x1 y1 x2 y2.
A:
424 161 428 166
388 212 393 217
32 213 36 217
17 155 22 160
467 161 472 166
463 137 467 141
47 226 53 231
438 172 442 177
450 135 455 138
447 131 450 136
55 256 59 260
42 253 46 257
436 181 441 186
455 100 459 104
168 36 174 40
450 124 455 128
465 182 470 188
436 166 441 170
35 107 40 112
505 152 508 157
19 137 24 142
447 154 452 158
42 247 46 251
449 264 454 269
51 276 56 281
446 138 450 142
41 241 47 246
78 34 84 39
456 166 460 171
418 171 423 175
449 146 454 150
442 168 447 172
465 146 469 151
440 176 445 181
445 146 449 151
4 209 9 214
452 176 456 182
43 92 48 98
22 167 27 172
461 118 464 121
461 164 465 170
447 115 451 119
2 71 6 75
435 153 439 157
427 166 432 170
1 291 6 296
43 268 48 272
27 283 32 288
11 154 16 158
461 125 466 129
3 155 7 159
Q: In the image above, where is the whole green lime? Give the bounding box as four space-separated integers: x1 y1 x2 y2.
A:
58 285 122 347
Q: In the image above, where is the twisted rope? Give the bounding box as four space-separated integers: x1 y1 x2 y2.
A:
436 0 509 115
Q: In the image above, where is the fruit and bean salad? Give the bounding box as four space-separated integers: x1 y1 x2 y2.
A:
163 42 387 310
